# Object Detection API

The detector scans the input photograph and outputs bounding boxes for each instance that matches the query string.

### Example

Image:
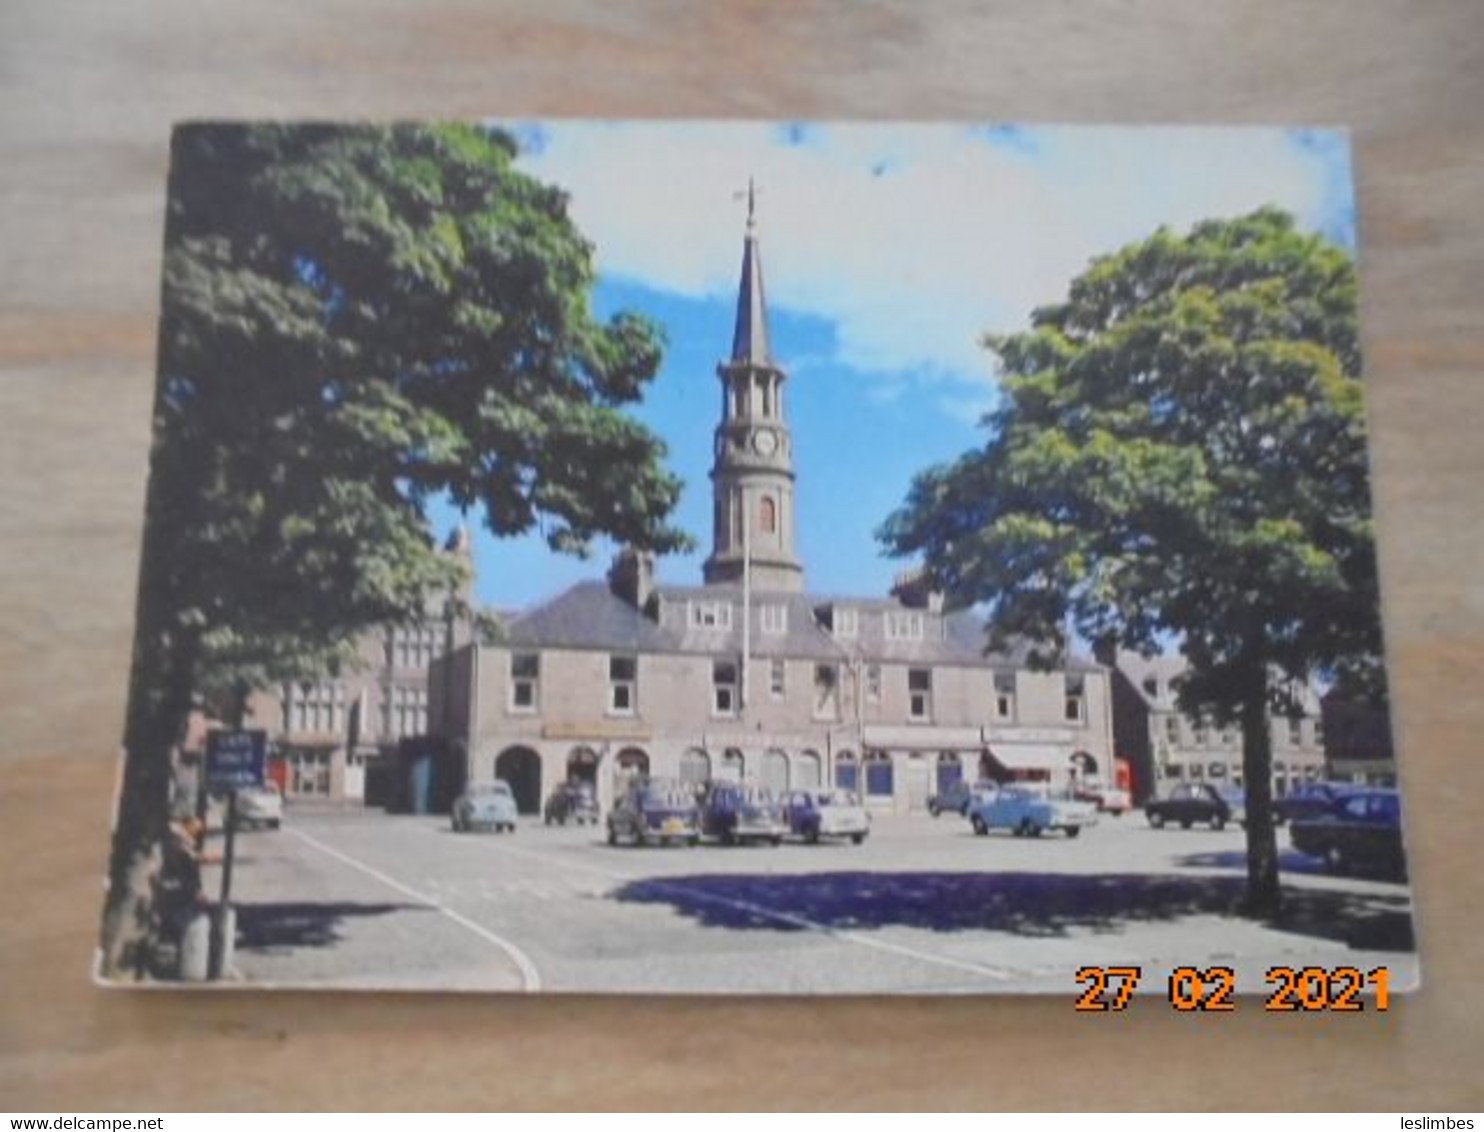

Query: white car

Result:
[452,780,519,833]
[233,783,283,830]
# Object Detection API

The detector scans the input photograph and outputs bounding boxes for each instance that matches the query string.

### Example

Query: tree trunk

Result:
[1238,658,1282,918]
[98,483,200,979]
[99,649,194,979]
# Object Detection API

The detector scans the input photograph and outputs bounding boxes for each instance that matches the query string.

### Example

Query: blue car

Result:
[607,779,699,847]
[698,783,787,846]
[1289,788,1407,879]
[968,784,1098,839]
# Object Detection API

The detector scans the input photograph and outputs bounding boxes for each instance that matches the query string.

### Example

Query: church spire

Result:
[704,181,804,593]
[730,177,771,366]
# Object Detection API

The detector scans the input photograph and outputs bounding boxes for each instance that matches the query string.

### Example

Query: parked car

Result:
[233,783,283,830]
[1072,781,1131,816]
[1274,781,1361,826]
[968,784,1097,838]
[779,789,870,844]
[452,780,519,833]
[698,783,787,845]
[927,779,998,818]
[607,778,699,847]
[1144,782,1233,830]
[544,780,599,826]
[1289,788,1407,879]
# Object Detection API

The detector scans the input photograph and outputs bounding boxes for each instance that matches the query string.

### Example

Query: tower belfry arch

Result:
[703,181,805,592]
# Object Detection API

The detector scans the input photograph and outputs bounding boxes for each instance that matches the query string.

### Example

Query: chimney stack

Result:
[891,567,943,612]
[608,548,655,611]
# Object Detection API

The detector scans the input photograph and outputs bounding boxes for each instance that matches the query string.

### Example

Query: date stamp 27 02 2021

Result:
[1074,965,1394,1013]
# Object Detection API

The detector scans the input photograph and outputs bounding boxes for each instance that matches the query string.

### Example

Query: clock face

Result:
[753,429,777,456]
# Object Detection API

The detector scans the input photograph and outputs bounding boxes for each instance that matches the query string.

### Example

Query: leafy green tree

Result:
[880,207,1379,916]
[102,123,689,976]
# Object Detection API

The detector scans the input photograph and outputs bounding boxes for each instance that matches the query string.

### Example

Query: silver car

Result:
[452,780,519,833]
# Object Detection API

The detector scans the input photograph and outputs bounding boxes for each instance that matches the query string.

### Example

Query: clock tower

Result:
[702,183,805,592]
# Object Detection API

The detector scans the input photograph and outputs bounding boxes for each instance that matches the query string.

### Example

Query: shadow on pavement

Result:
[236,901,429,951]
[611,871,1415,951]
[1174,848,1409,885]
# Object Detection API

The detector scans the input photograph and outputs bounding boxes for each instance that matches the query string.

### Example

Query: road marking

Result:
[288,828,543,992]
[436,828,1011,984]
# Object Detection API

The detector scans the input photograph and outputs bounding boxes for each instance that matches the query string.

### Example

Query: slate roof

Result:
[501,579,1101,672]
[503,581,674,653]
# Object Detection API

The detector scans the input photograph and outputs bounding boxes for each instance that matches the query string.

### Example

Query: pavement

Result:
[200,807,1420,997]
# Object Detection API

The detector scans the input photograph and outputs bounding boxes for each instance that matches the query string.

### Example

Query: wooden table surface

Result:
[3,0,1482,1112]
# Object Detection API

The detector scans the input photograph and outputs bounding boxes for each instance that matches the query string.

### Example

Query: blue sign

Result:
[205,729,267,791]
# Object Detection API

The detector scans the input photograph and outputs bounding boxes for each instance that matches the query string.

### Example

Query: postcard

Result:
[98,121,1416,1001]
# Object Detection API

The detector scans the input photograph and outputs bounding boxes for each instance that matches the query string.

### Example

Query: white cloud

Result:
[510,121,1344,393]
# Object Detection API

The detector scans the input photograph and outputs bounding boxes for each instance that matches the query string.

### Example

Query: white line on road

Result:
[440,829,1012,985]
[288,828,543,992]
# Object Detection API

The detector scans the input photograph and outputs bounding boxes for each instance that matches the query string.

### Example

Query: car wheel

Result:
[268,818,281,830]
[1147,812,1165,829]
[971,815,988,836]
[688,835,700,847]
[1180,819,1193,830]
[806,828,820,845]
[1018,818,1036,838]
[1064,825,1081,839]
[851,833,866,845]
[607,825,618,846]
[721,829,735,847]
[770,836,783,847]
[507,823,516,834]
[1028,823,1044,838]
[1211,816,1226,831]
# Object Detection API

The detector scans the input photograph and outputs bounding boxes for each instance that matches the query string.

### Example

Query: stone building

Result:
[1320,690,1397,785]
[428,198,1115,816]
[1107,649,1327,802]
[241,529,476,801]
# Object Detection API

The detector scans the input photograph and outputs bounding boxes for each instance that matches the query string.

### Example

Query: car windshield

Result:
[472,783,511,797]
[822,790,858,806]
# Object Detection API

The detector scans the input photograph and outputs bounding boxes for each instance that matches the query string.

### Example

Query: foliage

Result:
[153,122,688,701]
[880,207,1380,914]
[103,123,689,975]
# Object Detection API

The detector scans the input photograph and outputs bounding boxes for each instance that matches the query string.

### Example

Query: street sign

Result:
[205,729,267,791]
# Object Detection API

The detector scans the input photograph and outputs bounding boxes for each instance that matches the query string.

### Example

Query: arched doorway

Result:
[613,746,649,796]
[679,748,711,786]
[834,749,857,793]
[761,748,790,793]
[719,748,745,783]
[495,746,541,815]
[1069,750,1099,784]
[567,746,599,787]
[796,749,822,790]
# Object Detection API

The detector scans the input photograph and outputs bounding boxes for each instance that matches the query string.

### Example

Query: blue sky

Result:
[434,122,1357,611]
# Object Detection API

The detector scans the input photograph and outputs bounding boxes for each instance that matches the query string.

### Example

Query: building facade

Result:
[1107,649,1327,803]
[242,530,475,801]
[430,200,1117,816]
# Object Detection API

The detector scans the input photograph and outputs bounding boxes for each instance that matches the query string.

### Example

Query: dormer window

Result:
[690,600,733,630]
[885,611,924,640]
[832,607,858,638]
[760,603,787,634]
